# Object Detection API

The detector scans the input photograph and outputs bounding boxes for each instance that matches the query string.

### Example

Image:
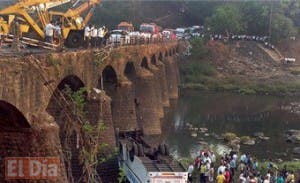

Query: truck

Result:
[118,132,188,183]
[139,23,162,40]
[117,21,134,32]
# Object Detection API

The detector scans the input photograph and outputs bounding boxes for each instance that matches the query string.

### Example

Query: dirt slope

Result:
[206,41,298,83]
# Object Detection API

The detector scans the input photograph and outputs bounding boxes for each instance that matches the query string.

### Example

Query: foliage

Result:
[180,38,216,86]
[189,37,210,59]
[80,121,108,183]
[205,5,244,35]
[118,168,127,183]
[63,86,109,183]
[270,13,297,43]
[64,85,87,119]
[239,1,270,36]
[259,161,300,175]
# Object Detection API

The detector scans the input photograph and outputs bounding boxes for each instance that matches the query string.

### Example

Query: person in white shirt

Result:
[90,25,98,48]
[54,22,62,45]
[84,24,91,48]
[45,21,56,43]
[217,164,226,175]
[187,163,194,183]
[97,27,104,47]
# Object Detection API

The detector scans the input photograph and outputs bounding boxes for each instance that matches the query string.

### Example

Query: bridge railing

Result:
[106,36,177,48]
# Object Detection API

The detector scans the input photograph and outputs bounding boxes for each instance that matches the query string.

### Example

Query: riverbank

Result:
[178,155,300,182]
[179,39,300,96]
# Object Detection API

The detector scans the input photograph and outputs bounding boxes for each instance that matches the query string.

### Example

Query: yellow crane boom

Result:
[0,0,101,48]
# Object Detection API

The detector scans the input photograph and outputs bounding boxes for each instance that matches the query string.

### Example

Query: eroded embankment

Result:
[180,39,300,96]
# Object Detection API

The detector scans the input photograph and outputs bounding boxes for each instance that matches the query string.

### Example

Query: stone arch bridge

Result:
[0,42,181,182]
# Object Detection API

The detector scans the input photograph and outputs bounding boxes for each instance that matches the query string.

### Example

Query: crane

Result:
[0,0,101,48]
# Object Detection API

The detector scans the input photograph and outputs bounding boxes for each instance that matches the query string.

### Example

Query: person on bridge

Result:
[97,26,104,47]
[91,25,98,48]
[45,20,57,44]
[84,24,92,48]
[102,26,109,46]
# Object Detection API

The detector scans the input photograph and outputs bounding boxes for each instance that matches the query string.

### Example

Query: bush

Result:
[223,132,237,142]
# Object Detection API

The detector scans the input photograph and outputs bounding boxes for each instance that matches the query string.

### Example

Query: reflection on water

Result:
[162,91,300,161]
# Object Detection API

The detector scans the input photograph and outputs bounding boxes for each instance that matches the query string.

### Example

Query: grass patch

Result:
[259,161,300,175]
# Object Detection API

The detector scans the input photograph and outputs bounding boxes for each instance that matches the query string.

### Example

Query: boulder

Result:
[259,136,270,140]
[253,132,264,137]
[241,136,255,145]
[243,139,255,145]
[286,129,300,143]
[199,128,208,133]
[293,147,300,155]
[223,132,237,142]
[191,132,197,137]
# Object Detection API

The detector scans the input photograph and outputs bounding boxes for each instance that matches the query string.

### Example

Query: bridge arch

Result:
[124,62,136,81]
[0,100,30,130]
[99,65,118,92]
[141,57,150,70]
[124,61,138,114]
[46,74,86,182]
[151,54,157,66]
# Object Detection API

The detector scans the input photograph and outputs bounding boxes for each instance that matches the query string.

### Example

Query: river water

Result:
[163,91,300,161]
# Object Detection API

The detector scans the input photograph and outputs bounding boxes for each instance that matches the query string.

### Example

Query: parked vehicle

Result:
[109,30,130,45]
[117,21,134,32]
[162,29,176,40]
[128,31,141,44]
[175,28,187,39]
[118,133,188,183]
[140,23,162,39]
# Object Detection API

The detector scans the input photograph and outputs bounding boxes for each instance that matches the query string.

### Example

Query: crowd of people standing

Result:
[187,150,297,183]
[44,21,109,48]
[84,24,109,48]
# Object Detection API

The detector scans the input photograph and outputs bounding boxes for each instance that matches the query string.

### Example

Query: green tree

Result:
[239,1,269,35]
[270,13,297,42]
[205,5,244,36]
[189,37,209,59]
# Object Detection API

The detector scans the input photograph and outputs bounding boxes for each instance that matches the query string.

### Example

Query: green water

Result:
[163,91,300,161]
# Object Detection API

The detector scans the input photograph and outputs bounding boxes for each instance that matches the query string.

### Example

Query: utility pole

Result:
[268,0,274,42]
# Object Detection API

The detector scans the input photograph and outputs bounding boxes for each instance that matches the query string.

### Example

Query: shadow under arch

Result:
[124,61,138,106]
[46,74,86,182]
[99,65,118,93]
[151,54,157,65]
[141,57,150,70]
[124,62,136,81]
[0,100,30,131]
[158,52,163,61]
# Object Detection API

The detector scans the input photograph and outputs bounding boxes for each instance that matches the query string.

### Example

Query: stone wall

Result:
[0,42,181,182]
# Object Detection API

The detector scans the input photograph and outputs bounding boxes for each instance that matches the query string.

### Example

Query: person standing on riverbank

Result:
[187,162,194,183]
[216,171,226,183]
[286,171,295,183]
[208,163,214,182]
[200,163,207,183]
